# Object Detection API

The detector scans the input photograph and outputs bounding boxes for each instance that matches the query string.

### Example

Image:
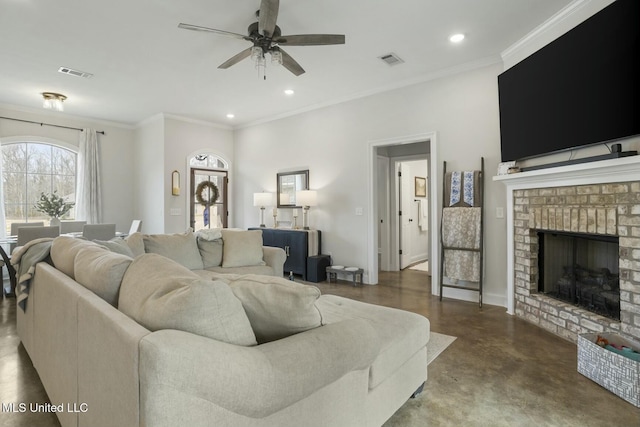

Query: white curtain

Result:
[0,142,6,239]
[76,128,102,224]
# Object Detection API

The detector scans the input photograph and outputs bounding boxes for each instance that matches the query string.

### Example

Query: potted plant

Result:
[33,191,75,227]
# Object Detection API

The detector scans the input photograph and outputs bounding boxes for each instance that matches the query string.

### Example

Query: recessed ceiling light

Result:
[284,89,295,96]
[449,33,465,43]
[226,113,235,119]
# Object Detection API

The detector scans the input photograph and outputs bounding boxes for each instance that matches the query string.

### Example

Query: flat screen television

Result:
[498,0,640,162]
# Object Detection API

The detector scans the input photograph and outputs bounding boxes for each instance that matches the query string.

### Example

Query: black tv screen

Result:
[498,0,640,162]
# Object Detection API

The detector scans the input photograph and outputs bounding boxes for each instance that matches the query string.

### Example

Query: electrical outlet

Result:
[355,207,363,216]
[170,208,181,216]
[496,207,504,219]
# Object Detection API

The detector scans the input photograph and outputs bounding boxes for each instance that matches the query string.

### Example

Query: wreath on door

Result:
[195,181,219,206]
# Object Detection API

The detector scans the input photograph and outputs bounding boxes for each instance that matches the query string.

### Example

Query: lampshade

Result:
[296,190,317,207]
[253,192,272,207]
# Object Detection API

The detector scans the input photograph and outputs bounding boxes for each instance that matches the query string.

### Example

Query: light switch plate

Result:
[170,208,181,216]
[496,207,504,219]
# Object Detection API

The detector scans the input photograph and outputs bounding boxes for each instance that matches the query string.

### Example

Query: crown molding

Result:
[0,102,135,130]
[501,0,612,69]
[162,113,233,131]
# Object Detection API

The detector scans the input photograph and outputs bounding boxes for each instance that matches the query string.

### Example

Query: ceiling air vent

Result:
[58,66,93,79]
[378,53,404,67]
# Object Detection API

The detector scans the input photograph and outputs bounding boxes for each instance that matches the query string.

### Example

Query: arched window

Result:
[1,141,77,233]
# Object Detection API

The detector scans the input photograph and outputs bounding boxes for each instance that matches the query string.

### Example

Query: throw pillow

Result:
[221,229,265,268]
[143,228,204,270]
[197,237,223,268]
[74,246,132,306]
[196,228,223,241]
[118,254,257,346]
[125,232,145,257]
[227,274,323,343]
[93,237,135,258]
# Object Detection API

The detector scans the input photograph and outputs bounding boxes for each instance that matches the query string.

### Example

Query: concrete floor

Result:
[1,269,639,426]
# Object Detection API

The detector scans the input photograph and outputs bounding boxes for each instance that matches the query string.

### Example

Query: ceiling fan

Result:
[178,0,345,76]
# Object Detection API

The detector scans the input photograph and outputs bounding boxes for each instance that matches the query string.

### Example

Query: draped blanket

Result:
[442,207,481,282]
[10,238,54,310]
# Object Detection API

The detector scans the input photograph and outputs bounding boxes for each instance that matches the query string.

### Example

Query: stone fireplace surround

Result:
[495,156,640,343]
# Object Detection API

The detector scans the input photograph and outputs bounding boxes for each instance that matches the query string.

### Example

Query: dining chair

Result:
[82,224,116,241]
[16,226,61,247]
[60,220,87,234]
[10,221,45,236]
[8,222,46,259]
[128,219,142,235]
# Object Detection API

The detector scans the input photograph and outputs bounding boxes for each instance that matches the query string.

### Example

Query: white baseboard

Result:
[441,287,507,308]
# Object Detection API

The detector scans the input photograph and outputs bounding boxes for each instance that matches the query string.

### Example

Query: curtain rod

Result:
[0,116,105,135]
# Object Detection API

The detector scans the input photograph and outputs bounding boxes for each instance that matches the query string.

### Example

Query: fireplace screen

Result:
[538,231,620,321]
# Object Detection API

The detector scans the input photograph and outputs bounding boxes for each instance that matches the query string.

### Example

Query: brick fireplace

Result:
[496,157,640,343]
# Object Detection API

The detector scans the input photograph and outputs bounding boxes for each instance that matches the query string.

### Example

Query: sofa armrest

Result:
[262,245,286,276]
[139,319,379,419]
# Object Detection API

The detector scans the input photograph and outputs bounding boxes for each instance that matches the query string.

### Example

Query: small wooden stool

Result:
[326,266,364,286]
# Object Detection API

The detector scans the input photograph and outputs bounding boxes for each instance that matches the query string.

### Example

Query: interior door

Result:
[399,163,412,269]
[190,168,228,229]
[377,156,390,271]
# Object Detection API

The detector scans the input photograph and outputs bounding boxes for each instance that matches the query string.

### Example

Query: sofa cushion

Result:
[197,237,223,269]
[93,237,135,258]
[204,273,323,343]
[316,294,430,389]
[50,236,101,279]
[125,232,145,257]
[143,229,204,270]
[118,254,257,346]
[74,246,133,306]
[221,229,265,268]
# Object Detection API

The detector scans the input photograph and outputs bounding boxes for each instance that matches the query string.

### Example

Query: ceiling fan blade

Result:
[258,0,279,37]
[218,47,253,69]
[178,23,249,41]
[274,34,345,46]
[278,48,305,76]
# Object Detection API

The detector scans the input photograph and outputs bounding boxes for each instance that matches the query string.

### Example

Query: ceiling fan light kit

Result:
[178,0,344,78]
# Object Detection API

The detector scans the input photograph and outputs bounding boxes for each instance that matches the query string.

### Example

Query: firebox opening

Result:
[538,231,620,321]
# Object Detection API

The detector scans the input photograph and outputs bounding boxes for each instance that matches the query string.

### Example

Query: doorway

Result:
[367,132,438,291]
[190,168,228,229]
[376,146,430,271]
[396,158,430,270]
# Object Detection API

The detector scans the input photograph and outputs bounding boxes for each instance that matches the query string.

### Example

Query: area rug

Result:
[409,261,429,271]
[427,331,456,365]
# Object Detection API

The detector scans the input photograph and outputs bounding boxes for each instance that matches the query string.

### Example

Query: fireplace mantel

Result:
[494,156,640,317]
[494,155,640,189]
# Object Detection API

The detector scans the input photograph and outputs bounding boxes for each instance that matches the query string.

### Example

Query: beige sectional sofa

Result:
[16,230,430,427]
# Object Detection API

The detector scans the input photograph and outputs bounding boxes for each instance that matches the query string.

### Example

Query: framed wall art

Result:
[415,176,427,197]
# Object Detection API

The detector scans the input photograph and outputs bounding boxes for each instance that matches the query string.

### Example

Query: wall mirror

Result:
[277,170,309,207]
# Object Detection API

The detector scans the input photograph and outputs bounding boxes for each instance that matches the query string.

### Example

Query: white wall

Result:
[234,62,507,306]
[133,115,165,233]
[0,106,136,232]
